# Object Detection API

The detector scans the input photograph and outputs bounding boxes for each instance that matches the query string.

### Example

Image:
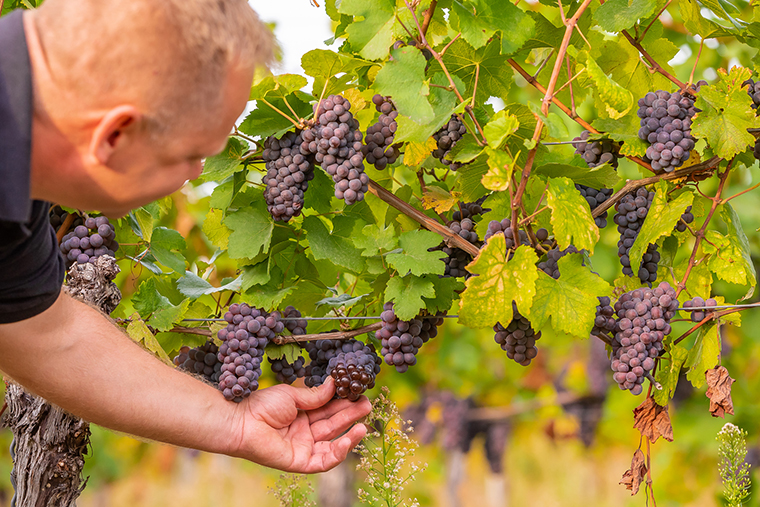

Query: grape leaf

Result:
[241,261,270,291]
[458,241,539,328]
[483,110,520,148]
[244,283,295,310]
[149,298,190,333]
[386,230,446,276]
[546,177,600,253]
[481,148,517,192]
[653,342,689,406]
[529,255,613,338]
[438,39,513,103]
[249,74,308,101]
[385,274,436,320]
[224,202,274,260]
[532,163,621,189]
[449,0,535,54]
[150,227,187,273]
[420,186,462,214]
[594,0,658,33]
[339,0,397,60]
[578,51,634,120]
[126,313,172,365]
[374,47,434,123]
[303,216,366,272]
[177,271,243,299]
[685,323,721,389]
[474,191,511,239]
[424,275,464,315]
[591,112,648,157]
[628,181,694,272]
[264,343,304,363]
[404,138,437,166]
[238,94,312,139]
[353,224,398,257]
[394,73,466,144]
[674,259,713,300]
[200,137,245,183]
[202,209,230,250]
[701,203,757,298]
[315,293,369,308]
[132,278,166,318]
[691,66,760,159]
[129,208,154,242]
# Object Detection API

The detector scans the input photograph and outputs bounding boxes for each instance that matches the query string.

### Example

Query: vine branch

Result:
[272,322,383,345]
[621,30,686,90]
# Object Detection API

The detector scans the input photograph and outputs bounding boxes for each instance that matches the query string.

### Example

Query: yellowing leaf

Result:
[481,148,517,192]
[404,138,437,166]
[126,313,173,366]
[580,51,633,120]
[421,186,462,214]
[546,177,600,253]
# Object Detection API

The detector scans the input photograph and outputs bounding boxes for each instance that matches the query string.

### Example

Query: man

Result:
[0,0,371,473]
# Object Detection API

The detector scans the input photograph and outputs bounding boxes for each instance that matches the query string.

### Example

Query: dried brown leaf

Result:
[705,365,735,418]
[620,449,648,495]
[633,397,674,443]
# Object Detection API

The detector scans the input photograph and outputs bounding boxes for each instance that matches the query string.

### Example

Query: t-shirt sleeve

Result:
[0,201,65,323]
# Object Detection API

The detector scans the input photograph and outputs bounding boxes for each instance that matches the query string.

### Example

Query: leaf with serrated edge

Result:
[481,148,516,192]
[177,271,243,299]
[303,216,366,272]
[459,240,539,328]
[202,209,230,250]
[132,278,166,318]
[374,47,434,123]
[685,323,721,389]
[385,275,435,321]
[579,51,633,120]
[483,110,519,148]
[150,299,190,333]
[386,230,445,276]
[629,181,694,272]
[404,138,437,166]
[224,203,274,260]
[546,177,599,253]
[340,0,397,60]
[421,187,462,214]
[424,275,464,315]
[594,0,657,32]
[353,224,398,257]
[530,255,613,337]
[720,203,756,299]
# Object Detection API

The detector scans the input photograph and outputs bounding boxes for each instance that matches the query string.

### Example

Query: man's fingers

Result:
[310,398,372,442]
[308,423,368,473]
[289,376,336,411]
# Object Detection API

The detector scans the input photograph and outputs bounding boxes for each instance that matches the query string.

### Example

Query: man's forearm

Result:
[0,292,239,455]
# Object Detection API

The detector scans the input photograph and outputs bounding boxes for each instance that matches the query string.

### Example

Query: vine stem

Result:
[420,0,437,36]
[272,322,383,345]
[676,162,732,296]
[56,212,77,245]
[260,98,301,130]
[638,0,672,42]
[621,30,686,90]
[721,180,760,204]
[367,179,480,256]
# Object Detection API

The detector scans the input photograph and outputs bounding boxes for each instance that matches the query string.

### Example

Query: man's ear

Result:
[89,105,142,164]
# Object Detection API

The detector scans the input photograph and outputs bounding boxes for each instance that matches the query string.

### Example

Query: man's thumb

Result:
[292,375,335,410]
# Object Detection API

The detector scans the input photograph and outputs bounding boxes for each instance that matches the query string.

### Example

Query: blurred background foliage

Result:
[3,0,760,506]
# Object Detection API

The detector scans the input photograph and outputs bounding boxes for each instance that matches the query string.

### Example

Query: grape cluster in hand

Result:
[49,206,83,232]
[263,131,315,222]
[538,245,579,279]
[682,296,718,322]
[614,188,660,283]
[362,94,399,170]
[217,303,283,402]
[610,282,678,395]
[174,340,222,383]
[572,130,621,168]
[493,303,541,366]
[268,355,306,384]
[304,338,381,400]
[60,216,119,267]
[592,296,616,337]
[376,302,444,373]
[638,86,705,173]
[577,184,613,228]
[675,206,694,232]
[432,115,467,171]
[301,94,368,205]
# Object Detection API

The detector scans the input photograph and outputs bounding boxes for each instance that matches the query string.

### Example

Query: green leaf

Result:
[126,313,172,365]
[339,0,397,60]
[578,51,634,120]
[202,209,231,250]
[149,299,191,333]
[265,343,303,363]
[241,261,271,291]
[224,202,274,260]
[243,284,295,310]
[692,66,760,160]
[529,255,613,337]
[201,137,245,182]
[315,293,369,308]
[653,343,689,406]
[685,323,721,389]
[481,148,517,192]
[374,47,434,123]
[386,230,446,276]
[458,241,539,328]
[238,94,312,139]
[303,216,365,272]
[130,208,154,242]
[150,227,187,273]
[249,74,308,100]
[132,278,166,318]
[424,275,464,314]
[701,203,757,298]
[353,224,398,257]
[385,275,435,320]
[594,0,658,33]
[475,191,512,239]
[393,73,465,144]
[449,0,535,54]
[628,182,694,272]
[532,162,621,189]
[483,110,520,148]
[177,271,243,299]
[439,39,513,103]
[546,177,600,253]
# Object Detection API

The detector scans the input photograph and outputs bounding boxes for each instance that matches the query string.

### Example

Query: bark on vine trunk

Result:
[1,256,121,507]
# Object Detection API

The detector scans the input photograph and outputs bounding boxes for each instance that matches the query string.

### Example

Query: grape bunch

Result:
[216,303,283,402]
[301,94,368,205]
[682,296,718,322]
[59,216,119,267]
[577,184,613,228]
[282,305,308,336]
[268,355,307,384]
[610,282,679,395]
[432,115,468,171]
[614,188,660,283]
[637,86,705,173]
[493,303,541,366]
[452,200,488,221]
[484,218,551,252]
[675,206,694,232]
[49,205,83,232]
[592,296,616,337]
[431,201,490,278]
[303,338,381,400]
[362,95,399,170]
[572,130,621,168]
[376,302,444,373]
[303,338,339,388]
[537,245,579,279]
[173,340,222,383]
[262,131,315,222]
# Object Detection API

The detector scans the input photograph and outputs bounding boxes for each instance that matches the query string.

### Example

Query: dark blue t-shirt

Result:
[0,10,66,324]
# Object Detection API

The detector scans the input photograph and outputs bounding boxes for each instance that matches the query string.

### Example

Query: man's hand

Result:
[231,376,372,473]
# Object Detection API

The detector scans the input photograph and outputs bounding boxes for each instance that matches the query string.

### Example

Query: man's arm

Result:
[0,292,370,472]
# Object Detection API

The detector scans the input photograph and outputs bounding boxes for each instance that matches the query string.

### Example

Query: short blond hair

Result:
[34,0,274,134]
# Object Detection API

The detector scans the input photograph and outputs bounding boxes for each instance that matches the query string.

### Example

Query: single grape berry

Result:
[375,302,444,373]
[432,115,468,171]
[362,94,400,170]
[262,130,315,222]
[493,303,541,366]
[682,296,718,323]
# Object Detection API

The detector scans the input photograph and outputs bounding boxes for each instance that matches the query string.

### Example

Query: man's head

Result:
[27,0,274,216]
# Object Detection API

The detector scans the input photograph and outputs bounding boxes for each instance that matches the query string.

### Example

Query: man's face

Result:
[87,63,253,218]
